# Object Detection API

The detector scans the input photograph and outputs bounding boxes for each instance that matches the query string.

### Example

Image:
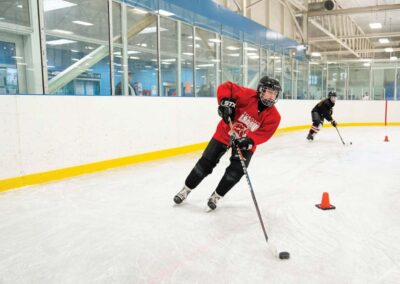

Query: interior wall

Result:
[214,0,296,40]
[1,95,399,180]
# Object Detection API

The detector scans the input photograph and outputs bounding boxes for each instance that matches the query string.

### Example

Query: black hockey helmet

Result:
[257,76,281,107]
[328,91,337,103]
[328,91,337,98]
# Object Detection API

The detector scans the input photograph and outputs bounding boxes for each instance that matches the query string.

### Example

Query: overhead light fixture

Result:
[296,45,306,51]
[363,62,370,67]
[390,56,398,61]
[162,58,176,62]
[379,38,389,44]
[384,47,394,52]
[188,36,201,40]
[208,39,222,43]
[157,9,175,17]
[130,7,148,14]
[73,20,93,26]
[183,52,193,56]
[311,52,321,57]
[127,50,140,54]
[46,39,76,45]
[197,64,214,67]
[227,53,240,57]
[139,27,167,34]
[43,0,76,12]
[244,47,257,51]
[226,46,240,51]
[52,29,73,35]
[129,56,140,60]
[17,4,23,8]
[71,49,79,53]
[369,22,382,29]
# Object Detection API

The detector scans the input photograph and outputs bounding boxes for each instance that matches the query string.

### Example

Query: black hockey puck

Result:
[279,251,290,259]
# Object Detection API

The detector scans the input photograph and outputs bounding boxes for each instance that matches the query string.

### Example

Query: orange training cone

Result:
[316,192,336,210]
[384,135,389,142]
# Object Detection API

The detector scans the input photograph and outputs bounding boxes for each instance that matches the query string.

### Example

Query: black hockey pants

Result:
[185,138,253,196]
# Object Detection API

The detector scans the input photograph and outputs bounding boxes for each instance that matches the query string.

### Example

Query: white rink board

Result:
[1,95,399,179]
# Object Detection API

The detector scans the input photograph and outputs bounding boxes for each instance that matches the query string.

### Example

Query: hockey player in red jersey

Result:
[173,76,282,210]
[306,91,338,141]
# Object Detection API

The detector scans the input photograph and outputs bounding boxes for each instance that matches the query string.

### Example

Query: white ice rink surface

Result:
[1,127,400,284]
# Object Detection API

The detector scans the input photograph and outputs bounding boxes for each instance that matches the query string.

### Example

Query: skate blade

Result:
[205,206,215,213]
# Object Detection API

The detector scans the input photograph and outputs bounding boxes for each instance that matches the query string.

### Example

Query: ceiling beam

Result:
[309,18,360,58]
[320,47,400,55]
[308,4,400,17]
[309,32,400,42]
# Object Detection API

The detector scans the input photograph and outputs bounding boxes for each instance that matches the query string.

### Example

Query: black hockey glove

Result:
[232,137,254,151]
[331,120,337,127]
[218,98,236,124]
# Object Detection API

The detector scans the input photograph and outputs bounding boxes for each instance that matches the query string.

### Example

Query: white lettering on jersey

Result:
[238,112,260,132]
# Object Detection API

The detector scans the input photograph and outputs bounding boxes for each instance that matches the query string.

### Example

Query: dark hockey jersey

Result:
[312,98,335,121]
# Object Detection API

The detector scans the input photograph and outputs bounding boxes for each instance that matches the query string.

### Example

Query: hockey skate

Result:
[306,133,314,141]
[173,185,192,204]
[207,191,222,210]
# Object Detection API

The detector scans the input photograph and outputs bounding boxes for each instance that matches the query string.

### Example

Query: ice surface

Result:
[0,127,399,283]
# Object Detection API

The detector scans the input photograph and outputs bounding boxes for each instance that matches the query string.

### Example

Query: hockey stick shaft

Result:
[334,126,346,145]
[228,120,269,244]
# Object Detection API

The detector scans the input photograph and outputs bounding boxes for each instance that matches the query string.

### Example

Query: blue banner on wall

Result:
[123,0,304,59]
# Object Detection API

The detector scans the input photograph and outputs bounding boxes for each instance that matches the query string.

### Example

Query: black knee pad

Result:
[224,163,244,184]
[193,156,216,178]
[311,112,322,126]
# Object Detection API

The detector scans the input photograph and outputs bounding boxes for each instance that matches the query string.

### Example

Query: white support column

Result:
[177,21,181,97]
[121,3,128,96]
[108,0,115,96]
[157,15,162,96]
[265,0,271,28]
[36,0,48,94]
[193,26,197,97]
[394,67,398,101]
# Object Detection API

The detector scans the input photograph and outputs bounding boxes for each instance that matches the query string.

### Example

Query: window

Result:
[222,36,242,85]
[160,17,178,96]
[45,0,111,95]
[0,0,42,94]
[126,6,158,96]
[181,23,194,97]
[245,43,259,89]
[195,28,220,97]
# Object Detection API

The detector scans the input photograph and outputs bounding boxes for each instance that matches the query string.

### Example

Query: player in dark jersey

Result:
[307,91,338,141]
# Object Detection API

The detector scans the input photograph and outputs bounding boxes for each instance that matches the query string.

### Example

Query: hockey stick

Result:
[228,119,289,260]
[334,125,352,146]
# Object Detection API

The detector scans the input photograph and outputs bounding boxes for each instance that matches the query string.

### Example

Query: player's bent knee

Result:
[195,157,216,177]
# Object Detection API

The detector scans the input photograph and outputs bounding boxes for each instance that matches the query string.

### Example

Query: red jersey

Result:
[212,81,281,152]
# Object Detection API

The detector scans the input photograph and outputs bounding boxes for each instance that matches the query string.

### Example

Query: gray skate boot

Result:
[207,191,222,210]
[174,185,192,204]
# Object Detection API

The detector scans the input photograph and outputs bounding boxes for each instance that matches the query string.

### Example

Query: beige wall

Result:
[213,0,297,40]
